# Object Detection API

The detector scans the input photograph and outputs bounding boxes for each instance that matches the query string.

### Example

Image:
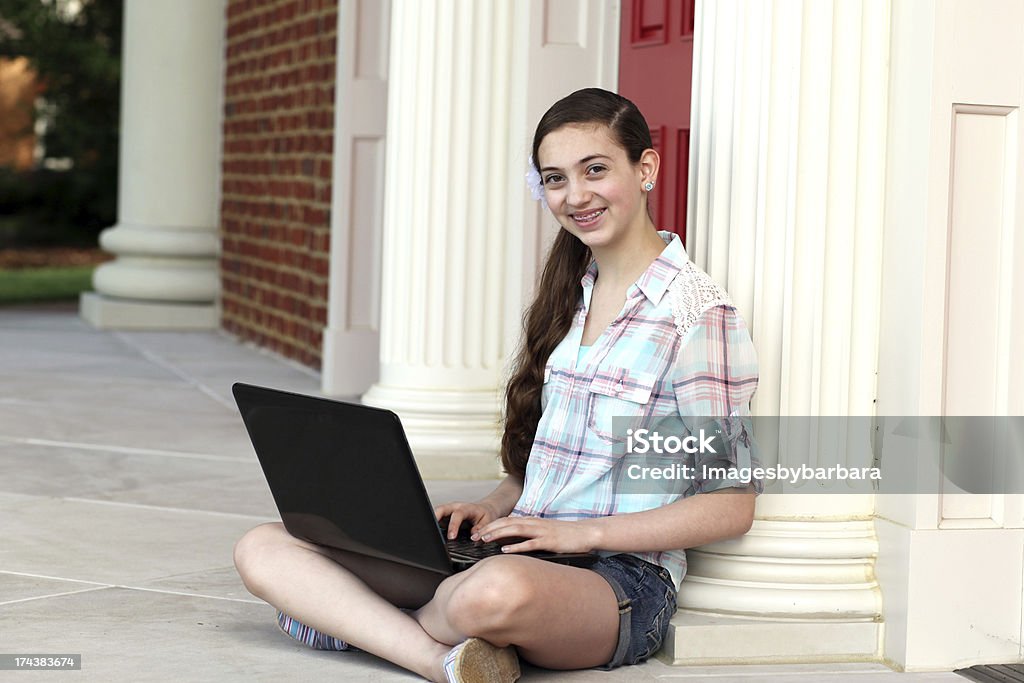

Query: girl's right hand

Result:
[434,501,501,539]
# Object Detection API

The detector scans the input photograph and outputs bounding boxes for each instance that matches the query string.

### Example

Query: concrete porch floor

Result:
[0,302,964,682]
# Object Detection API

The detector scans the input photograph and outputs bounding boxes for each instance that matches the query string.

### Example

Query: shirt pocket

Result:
[586,367,659,443]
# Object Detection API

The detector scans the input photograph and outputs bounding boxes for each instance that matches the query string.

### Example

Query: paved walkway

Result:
[0,303,964,682]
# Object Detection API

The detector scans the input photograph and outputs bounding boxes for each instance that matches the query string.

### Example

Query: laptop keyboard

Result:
[445,536,507,560]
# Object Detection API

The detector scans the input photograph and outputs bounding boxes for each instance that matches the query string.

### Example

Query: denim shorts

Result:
[589,553,678,669]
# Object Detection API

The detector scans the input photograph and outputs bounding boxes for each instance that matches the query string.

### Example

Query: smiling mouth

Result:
[570,208,606,226]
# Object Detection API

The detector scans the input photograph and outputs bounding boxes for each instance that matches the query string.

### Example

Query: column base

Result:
[80,291,219,330]
[661,611,880,665]
[362,382,504,480]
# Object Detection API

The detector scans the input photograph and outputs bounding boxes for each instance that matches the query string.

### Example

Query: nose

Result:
[566,179,592,208]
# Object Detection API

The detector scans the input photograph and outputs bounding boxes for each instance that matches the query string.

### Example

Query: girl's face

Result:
[537,123,654,250]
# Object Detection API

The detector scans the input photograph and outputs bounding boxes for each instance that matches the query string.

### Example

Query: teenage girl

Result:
[234,87,760,682]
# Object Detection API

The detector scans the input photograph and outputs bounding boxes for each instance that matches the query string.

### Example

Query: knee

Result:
[233,522,287,597]
[445,557,537,638]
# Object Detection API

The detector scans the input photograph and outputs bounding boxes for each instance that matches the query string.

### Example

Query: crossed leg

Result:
[420,553,620,669]
[234,522,620,681]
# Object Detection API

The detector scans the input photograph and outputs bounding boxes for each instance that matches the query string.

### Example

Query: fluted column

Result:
[361,0,529,478]
[80,0,224,329]
[665,0,890,663]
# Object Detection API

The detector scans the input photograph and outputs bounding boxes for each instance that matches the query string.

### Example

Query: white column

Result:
[346,0,618,477]
[80,0,224,330]
[361,0,532,478]
[665,0,890,663]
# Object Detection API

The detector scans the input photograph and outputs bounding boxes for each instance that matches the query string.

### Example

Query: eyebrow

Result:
[539,154,612,173]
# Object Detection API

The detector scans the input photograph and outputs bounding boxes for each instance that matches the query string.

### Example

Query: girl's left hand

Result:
[471,516,600,554]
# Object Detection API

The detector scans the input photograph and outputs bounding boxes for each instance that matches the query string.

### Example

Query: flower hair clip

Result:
[525,156,548,209]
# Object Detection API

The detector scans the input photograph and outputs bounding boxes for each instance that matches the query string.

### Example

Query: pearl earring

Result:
[643,181,654,192]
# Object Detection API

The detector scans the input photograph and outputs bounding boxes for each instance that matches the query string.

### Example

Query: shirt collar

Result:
[580,231,687,309]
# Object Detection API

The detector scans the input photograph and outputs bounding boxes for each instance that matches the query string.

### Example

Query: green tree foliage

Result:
[0,0,121,246]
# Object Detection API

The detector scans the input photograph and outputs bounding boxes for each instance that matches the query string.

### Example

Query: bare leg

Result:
[234,523,453,682]
[414,555,621,669]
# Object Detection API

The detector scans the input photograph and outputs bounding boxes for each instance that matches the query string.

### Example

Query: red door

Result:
[618,0,695,244]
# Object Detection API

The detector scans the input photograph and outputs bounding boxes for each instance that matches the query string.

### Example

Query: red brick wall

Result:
[220,0,337,369]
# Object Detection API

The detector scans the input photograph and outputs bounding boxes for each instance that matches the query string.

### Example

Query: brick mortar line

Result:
[222,106,335,115]
[221,266,329,288]
[223,111,333,115]
[221,128,335,134]
[224,91,335,99]
[221,314,325,354]
[226,9,338,26]
[222,295,328,318]
[221,218,330,224]
[220,177,332,184]
[222,306,324,330]
[222,278,328,298]
[225,47,337,61]
[220,205,332,214]
[220,228,331,240]
[223,64,337,81]
[222,307,327,335]
[221,122,334,129]
[220,183,333,192]
[227,29,337,49]
[226,6,338,23]
[220,188,332,197]
[222,272,330,294]
[220,219,331,229]
[221,227,329,235]
[220,211,332,222]
[220,154,334,161]
[221,282,328,302]
[227,15,338,28]
[222,265,329,282]
[221,139,335,147]
[222,305,327,335]
[220,173,333,183]
[220,214,331,224]
[220,244,329,256]
[225,43,337,60]
[221,166,332,174]
[221,114,336,124]
[221,147,335,156]
[221,301,328,333]
[220,164,334,172]
[222,242,329,259]
[222,137,334,144]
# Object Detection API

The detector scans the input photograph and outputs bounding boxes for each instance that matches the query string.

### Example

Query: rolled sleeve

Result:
[672,305,763,495]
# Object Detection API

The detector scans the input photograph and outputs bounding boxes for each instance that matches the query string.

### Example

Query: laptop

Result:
[232,382,597,576]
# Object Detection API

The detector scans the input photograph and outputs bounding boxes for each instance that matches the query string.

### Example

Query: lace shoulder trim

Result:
[668,261,733,339]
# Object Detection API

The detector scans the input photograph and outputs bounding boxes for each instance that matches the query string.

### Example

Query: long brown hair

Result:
[500,88,654,478]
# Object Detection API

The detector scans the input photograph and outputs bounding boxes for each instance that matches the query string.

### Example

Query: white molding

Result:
[875,0,1024,669]
[322,0,390,396]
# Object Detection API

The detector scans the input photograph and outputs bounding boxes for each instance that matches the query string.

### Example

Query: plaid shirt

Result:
[511,232,760,590]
